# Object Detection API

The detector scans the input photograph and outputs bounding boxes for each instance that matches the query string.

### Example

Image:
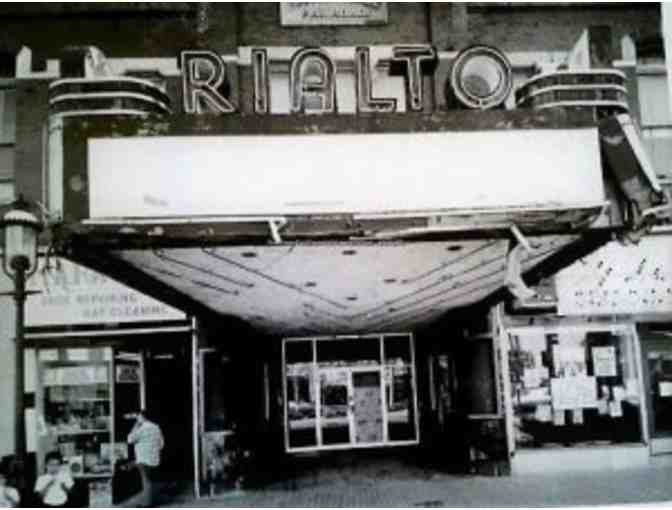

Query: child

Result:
[34,452,74,508]
[0,469,20,508]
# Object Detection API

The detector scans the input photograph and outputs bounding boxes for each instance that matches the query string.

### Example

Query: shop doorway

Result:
[640,330,672,455]
[284,334,419,452]
[143,343,194,486]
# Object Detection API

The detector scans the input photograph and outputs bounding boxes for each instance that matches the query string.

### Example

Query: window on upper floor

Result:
[637,69,672,180]
[0,178,14,204]
[0,86,15,204]
[0,86,15,145]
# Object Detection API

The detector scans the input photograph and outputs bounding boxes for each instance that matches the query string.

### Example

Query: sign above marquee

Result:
[280,3,388,26]
[25,258,185,327]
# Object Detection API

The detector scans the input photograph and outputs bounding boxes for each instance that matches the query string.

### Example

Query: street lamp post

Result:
[1,195,43,491]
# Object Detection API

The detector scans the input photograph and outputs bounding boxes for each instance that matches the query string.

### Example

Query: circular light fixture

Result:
[241,251,258,258]
[342,249,357,256]
[449,45,512,110]
[305,281,317,288]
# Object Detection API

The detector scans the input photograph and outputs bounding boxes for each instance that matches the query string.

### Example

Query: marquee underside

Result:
[102,234,579,335]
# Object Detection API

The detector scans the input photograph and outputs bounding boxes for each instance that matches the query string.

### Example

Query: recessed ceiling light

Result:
[241,251,258,258]
[383,278,397,284]
[342,249,357,256]
[446,245,463,252]
[305,281,317,288]
[346,296,358,301]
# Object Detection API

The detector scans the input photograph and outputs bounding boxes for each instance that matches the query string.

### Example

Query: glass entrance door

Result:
[319,368,385,446]
[352,370,384,444]
[319,368,351,445]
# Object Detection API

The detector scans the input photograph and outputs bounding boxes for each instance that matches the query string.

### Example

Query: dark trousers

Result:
[119,463,156,508]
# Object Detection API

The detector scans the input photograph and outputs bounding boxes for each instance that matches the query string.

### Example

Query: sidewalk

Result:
[164,463,672,508]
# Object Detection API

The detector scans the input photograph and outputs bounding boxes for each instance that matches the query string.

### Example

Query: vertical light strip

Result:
[380,335,389,443]
[631,322,650,448]
[495,305,516,458]
[190,316,201,500]
[410,333,420,442]
[314,338,323,447]
[109,349,116,483]
[663,3,672,120]
[281,339,289,452]
[428,352,436,412]
[263,362,270,422]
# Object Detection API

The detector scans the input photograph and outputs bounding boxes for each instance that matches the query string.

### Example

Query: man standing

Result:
[121,410,164,507]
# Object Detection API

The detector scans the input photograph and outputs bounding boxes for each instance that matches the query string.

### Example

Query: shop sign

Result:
[280,3,388,26]
[26,258,185,327]
[116,364,141,384]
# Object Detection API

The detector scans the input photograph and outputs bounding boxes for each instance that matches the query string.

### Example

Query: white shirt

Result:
[34,470,74,506]
[128,420,164,467]
[0,486,20,508]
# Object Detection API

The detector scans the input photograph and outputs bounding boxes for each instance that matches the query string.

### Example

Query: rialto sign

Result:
[179,44,514,115]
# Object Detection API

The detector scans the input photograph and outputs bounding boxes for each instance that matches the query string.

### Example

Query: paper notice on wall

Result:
[518,330,547,352]
[535,404,552,423]
[659,382,672,397]
[609,400,624,418]
[597,398,609,415]
[592,346,617,377]
[523,368,541,388]
[551,376,598,410]
[553,346,587,377]
[553,409,566,426]
[572,408,584,425]
[519,387,552,405]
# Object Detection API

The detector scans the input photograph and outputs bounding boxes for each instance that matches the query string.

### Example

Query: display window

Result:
[283,334,419,452]
[507,325,644,449]
[35,346,144,507]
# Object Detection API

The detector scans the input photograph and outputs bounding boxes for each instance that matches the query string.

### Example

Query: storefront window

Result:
[37,347,115,493]
[509,326,642,449]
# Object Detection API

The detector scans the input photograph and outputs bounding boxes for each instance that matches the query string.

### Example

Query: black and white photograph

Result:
[0,1,671,507]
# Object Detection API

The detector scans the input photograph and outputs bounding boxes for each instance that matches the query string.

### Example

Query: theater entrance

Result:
[283,334,419,452]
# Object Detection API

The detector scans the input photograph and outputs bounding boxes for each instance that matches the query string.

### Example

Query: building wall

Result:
[436,4,660,52]
[0,273,16,458]
[1,6,197,58]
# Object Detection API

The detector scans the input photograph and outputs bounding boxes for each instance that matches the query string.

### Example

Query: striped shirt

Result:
[128,420,164,467]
